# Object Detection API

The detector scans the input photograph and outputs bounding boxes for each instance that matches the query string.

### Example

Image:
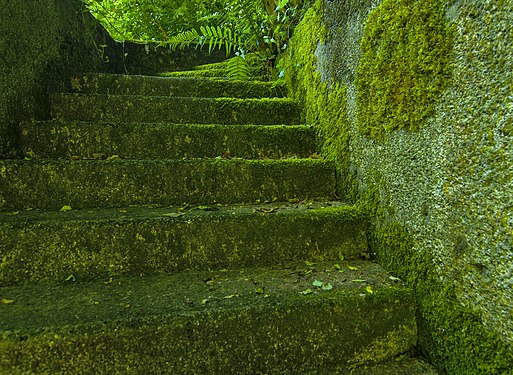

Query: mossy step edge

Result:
[20,121,316,160]
[50,94,300,125]
[0,158,336,211]
[71,73,285,98]
[0,201,367,285]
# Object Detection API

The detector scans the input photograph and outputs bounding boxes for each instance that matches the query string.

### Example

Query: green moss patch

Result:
[0,202,367,285]
[50,94,301,125]
[355,0,453,139]
[161,68,229,78]
[20,121,316,160]
[0,261,415,373]
[71,74,285,98]
[0,159,336,211]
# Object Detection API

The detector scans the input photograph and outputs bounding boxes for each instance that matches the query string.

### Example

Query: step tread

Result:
[0,200,354,223]
[0,260,406,333]
[71,73,284,98]
[20,121,316,160]
[0,261,416,373]
[50,93,301,125]
[0,201,368,285]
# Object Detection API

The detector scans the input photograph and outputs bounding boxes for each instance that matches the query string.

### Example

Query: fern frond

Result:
[199,25,242,55]
[164,29,200,50]
[226,56,252,81]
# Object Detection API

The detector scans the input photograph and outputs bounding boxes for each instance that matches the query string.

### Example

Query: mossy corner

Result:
[280,0,352,197]
[357,182,513,375]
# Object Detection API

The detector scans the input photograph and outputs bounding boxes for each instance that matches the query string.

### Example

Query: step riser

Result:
[72,74,284,98]
[0,160,335,211]
[0,209,367,285]
[1,289,415,374]
[20,122,316,160]
[51,94,301,125]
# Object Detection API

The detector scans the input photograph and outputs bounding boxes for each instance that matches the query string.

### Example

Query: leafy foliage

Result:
[82,0,225,42]
[83,0,312,79]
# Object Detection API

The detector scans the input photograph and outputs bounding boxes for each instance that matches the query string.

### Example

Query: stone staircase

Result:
[0,67,436,374]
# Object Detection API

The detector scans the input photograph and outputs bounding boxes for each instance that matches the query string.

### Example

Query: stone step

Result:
[0,261,416,374]
[50,94,300,124]
[0,159,336,211]
[0,201,366,286]
[71,74,284,98]
[20,121,316,160]
[161,68,229,78]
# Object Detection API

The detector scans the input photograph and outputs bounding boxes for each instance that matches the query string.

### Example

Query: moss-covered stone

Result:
[20,121,316,160]
[161,68,231,78]
[289,0,513,372]
[0,261,415,373]
[0,159,337,211]
[50,94,301,125]
[0,0,115,158]
[283,0,353,197]
[355,0,454,140]
[0,202,367,285]
[71,74,285,98]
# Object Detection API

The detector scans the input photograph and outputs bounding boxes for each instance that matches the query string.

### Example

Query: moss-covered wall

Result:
[0,0,117,158]
[286,0,513,373]
[0,0,227,158]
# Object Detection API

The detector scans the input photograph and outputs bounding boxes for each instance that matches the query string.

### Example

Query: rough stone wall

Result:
[0,0,116,158]
[289,0,513,372]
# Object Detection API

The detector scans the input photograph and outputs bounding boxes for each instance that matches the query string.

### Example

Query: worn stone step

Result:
[0,261,416,374]
[20,121,316,160]
[0,159,336,211]
[0,201,367,286]
[51,94,300,124]
[71,74,284,98]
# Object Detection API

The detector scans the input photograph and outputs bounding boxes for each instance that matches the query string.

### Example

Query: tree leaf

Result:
[300,288,313,295]
[322,283,333,291]
[0,298,14,304]
[312,280,323,287]
[60,205,72,212]
[366,286,374,294]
